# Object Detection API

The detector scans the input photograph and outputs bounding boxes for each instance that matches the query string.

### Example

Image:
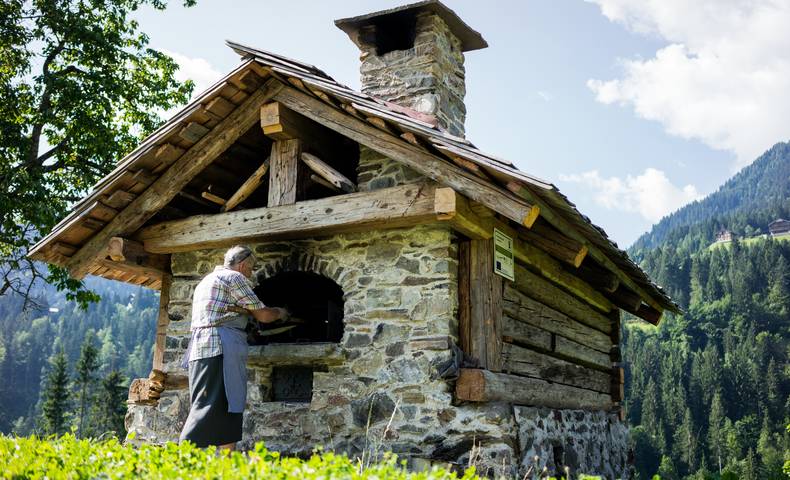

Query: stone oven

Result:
[29,2,680,477]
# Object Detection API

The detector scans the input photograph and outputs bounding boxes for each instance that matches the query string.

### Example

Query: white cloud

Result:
[586,0,790,167]
[161,49,223,100]
[536,90,554,102]
[559,168,702,222]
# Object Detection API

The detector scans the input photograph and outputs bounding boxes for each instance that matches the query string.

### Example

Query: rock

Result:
[351,392,396,427]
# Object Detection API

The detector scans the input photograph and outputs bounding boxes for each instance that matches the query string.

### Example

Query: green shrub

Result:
[0,434,479,479]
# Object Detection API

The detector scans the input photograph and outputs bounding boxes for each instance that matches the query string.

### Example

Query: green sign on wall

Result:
[493,228,514,281]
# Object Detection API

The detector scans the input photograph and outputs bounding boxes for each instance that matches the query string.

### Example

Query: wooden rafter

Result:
[64,79,283,279]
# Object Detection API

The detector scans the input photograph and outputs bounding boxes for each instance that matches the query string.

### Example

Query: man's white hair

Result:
[224,245,254,268]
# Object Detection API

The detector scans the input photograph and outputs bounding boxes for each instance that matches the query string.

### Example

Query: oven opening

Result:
[250,271,344,344]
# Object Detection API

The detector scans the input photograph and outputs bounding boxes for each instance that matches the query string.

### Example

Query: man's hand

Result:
[250,306,289,324]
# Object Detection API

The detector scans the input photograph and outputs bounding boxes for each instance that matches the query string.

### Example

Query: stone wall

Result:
[514,407,630,479]
[356,146,424,192]
[359,11,467,137]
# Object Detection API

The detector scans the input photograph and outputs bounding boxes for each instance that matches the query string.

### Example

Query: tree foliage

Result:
[0,0,195,307]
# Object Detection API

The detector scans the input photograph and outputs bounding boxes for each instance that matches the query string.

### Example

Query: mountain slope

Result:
[631,141,790,253]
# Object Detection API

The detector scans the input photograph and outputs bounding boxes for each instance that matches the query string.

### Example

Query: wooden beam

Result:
[520,219,588,268]
[139,184,450,253]
[107,237,167,270]
[152,274,172,371]
[201,191,227,206]
[221,157,271,212]
[455,368,612,410]
[501,342,612,393]
[577,260,620,293]
[433,188,495,240]
[609,285,642,311]
[272,85,540,228]
[267,139,304,206]
[301,152,356,193]
[309,174,341,192]
[65,80,283,279]
[467,238,503,371]
[458,241,472,355]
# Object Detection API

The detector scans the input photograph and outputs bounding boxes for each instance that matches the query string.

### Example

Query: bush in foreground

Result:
[0,434,479,479]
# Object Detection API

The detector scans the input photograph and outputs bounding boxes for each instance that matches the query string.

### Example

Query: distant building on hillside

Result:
[769,219,790,237]
[715,229,734,243]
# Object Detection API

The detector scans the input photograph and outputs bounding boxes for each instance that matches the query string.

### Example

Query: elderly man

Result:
[179,245,288,450]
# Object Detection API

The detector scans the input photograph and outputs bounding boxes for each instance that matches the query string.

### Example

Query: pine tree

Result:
[40,349,70,435]
[74,334,100,437]
[640,378,665,451]
[707,392,726,474]
[673,407,699,475]
[742,448,758,480]
[92,370,127,438]
[657,455,680,480]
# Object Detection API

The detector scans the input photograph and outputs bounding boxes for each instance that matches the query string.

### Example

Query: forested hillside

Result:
[631,141,790,254]
[624,142,790,479]
[0,277,158,435]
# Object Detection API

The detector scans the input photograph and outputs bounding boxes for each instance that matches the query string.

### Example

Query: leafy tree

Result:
[92,370,127,437]
[0,0,195,307]
[74,333,99,437]
[40,348,70,435]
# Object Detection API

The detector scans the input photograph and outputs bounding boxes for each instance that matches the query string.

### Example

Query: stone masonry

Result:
[359,11,467,137]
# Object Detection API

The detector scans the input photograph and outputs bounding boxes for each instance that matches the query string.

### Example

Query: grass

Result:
[708,233,790,250]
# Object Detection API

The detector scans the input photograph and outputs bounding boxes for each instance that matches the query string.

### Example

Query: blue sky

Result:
[133,0,790,247]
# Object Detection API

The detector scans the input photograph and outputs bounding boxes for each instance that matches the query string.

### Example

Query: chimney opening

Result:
[250,271,344,344]
[371,12,417,56]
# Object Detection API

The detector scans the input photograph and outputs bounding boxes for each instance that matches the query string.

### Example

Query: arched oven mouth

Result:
[249,270,344,345]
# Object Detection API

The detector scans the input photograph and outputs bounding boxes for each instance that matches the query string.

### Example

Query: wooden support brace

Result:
[268,139,304,207]
[300,152,356,193]
[201,191,227,206]
[221,157,271,212]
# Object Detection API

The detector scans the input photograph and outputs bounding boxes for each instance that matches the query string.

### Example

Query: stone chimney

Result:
[335,1,487,137]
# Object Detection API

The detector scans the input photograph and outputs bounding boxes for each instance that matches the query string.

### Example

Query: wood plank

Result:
[455,368,612,410]
[553,334,612,371]
[267,139,303,206]
[502,283,611,353]
[139,184,449,253]
[221,157,271,212]
[458,241,472,355]
[65,80,283,279]
[178,122,210,144]
[152,144,185,174]
[513,263,612,334]
[501,315,552,351]
[301,152,356,193]
[102,190,136,209]
[468,238,503,371]
[500,343,612,393]
[514,237,613,313]
[152,274,172,371]
[94,258,166,283]
[272,85,540,228]
[204,96,235,118]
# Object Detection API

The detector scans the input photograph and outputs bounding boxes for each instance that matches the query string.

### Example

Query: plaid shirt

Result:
[188,266,266,361]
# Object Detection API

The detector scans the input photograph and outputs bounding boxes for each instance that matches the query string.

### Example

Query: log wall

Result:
[458,237,621,411]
